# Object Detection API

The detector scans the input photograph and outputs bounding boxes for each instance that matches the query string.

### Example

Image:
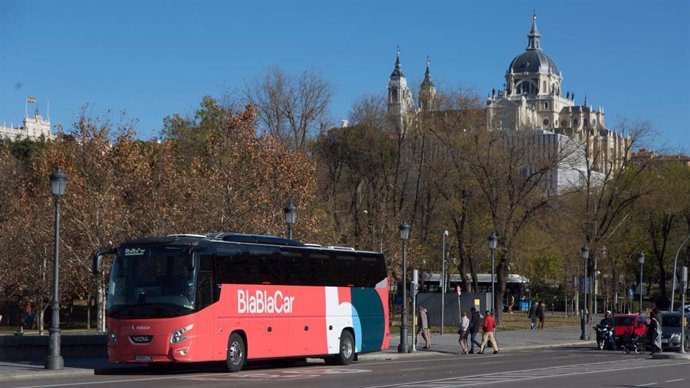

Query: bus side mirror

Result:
[92,248,115,274]
[93,255,102,275]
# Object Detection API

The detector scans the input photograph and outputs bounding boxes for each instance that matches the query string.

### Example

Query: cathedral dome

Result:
[508,50,559,75]
[507,13,559,75]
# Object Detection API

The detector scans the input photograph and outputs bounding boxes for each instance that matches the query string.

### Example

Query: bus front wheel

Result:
[326,330,354,365]
[225,333,246,373]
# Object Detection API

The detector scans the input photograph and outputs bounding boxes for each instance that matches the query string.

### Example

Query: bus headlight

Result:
[170,324,193,344]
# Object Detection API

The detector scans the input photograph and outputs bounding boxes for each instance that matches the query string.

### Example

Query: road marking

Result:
[365,359,690,387]
[635,384,657,387]
[665,379,684,383]
[11,367,372,387]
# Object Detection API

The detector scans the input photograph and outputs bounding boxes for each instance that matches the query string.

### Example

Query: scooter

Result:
[593,323,614,350]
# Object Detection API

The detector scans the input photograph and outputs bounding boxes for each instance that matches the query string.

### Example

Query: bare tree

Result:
[244,66,334,150]
[575,119,653,320]
[348,93,387,130]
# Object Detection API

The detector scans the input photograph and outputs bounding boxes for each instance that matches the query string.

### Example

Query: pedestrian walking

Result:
[467,307,482,353]
[478,310,499,354]
[537,302,545,329]
[416,306,431,349]
[458,311,470,354]
[528,301,538,329]
[649,308,662,354]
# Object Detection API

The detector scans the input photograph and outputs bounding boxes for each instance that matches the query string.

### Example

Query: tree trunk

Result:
[96,272,105,333]
[38,301,46,335]
[86,292,91,330]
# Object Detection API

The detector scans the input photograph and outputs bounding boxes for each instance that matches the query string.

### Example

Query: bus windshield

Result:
[107,245,196,319]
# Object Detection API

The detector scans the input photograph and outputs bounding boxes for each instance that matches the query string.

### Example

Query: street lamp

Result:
[488,233,498,314]
[441,230,449,335]
[637,252,645,314]
[45,168,66,370]
[671,235,690,312]
[398,221,410,353]
[581,244,589,340]
[284,202,297,240]
[594,249,601,315]
[680,266,687,354]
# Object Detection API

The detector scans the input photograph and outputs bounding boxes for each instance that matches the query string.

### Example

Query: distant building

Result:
[631,148,690,168]
[0,100,53,141]
[386,12,630,194]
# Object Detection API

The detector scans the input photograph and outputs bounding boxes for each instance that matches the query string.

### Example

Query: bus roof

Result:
[117,233,382,255]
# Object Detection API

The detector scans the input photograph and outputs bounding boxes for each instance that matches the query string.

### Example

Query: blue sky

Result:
[1,0,688,152]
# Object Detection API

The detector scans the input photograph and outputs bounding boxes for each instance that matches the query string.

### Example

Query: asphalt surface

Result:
[1,319,688,382]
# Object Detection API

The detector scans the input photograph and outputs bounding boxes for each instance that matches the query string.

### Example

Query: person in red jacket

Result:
[478,310,499,354]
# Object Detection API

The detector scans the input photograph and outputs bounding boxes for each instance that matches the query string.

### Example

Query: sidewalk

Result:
[360,323,592,360]
[1,324,687,382]
[0,358,141,382]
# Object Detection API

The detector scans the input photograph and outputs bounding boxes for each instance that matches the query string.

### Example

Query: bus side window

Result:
[281,248,306,285]
[197,255,215,309]
[307,253,331,286]
[360,254,385,287]
[335,255,356,287]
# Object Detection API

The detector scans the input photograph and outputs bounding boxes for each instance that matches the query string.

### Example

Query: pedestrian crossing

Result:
[370,359,686,387]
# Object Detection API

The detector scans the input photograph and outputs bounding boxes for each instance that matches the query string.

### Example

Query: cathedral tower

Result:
[418,57,436,112]
[387,49,415,133]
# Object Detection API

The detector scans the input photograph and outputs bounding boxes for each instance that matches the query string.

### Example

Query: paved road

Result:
[1,321,688,387]
[0,347,688,388]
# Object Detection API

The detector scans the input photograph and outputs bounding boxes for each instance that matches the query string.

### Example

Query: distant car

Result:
[661,311,690,351]
[613,314,648,347]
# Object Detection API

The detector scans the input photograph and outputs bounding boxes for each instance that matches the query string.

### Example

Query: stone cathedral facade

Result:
[387,13,630,193]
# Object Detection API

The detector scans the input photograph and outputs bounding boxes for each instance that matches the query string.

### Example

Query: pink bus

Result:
[93,233,389,372]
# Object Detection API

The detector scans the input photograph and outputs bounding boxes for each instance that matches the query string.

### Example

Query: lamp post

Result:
[637,252,645,314]
[671,235,690,312]
[441,230,448,335]
[45,168,66,370]
[594,252,599,315]
[284,202,297,240]
[488,233,497,314]
[398,222,410,353]
[680,266,687,354]
[581,244,589,340]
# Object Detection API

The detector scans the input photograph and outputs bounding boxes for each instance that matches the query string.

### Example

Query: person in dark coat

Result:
[536,302,545,329]
[467,307,482,353]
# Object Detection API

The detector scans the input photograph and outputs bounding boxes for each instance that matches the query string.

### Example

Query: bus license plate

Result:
[135,355,153,361]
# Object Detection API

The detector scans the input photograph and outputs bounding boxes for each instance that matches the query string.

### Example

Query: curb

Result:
[0,368,96,382]
[651,352,690,360]
[0,365,147,383]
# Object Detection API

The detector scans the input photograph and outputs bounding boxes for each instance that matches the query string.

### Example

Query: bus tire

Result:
[328,330,355,365]
[225,332,246,373]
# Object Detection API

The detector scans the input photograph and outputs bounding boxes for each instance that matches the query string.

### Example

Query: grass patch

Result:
[389,311,580,334]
